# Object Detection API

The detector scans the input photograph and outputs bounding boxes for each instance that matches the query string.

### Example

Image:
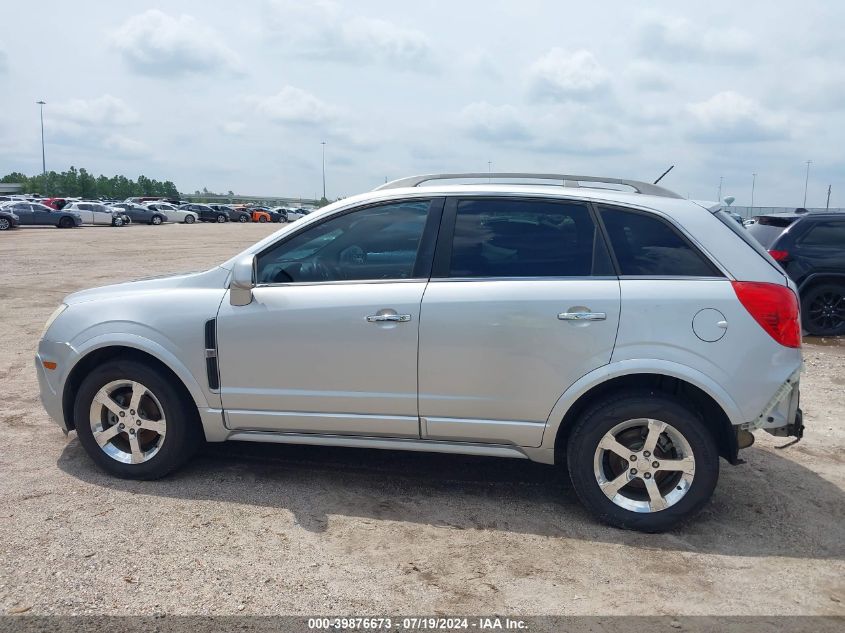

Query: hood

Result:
[63,266,230,306]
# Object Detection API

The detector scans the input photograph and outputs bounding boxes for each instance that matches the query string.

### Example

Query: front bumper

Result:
[35,352,68,432]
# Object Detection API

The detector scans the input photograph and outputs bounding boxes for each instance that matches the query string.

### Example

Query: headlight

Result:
[41,303,68,338]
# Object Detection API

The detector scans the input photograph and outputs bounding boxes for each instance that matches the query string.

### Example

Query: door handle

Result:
[366,314,411,323]
[558,311,607,321]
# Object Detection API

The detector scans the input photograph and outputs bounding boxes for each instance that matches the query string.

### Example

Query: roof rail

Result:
[374,172,684,199]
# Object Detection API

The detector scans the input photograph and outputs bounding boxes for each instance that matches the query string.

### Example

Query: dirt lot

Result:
[0,223,843,616]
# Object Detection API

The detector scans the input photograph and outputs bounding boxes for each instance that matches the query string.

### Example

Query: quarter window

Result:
[448,198,610,278]
[599,206,721,277]
[798,220,845,247]
[257,200,431,283]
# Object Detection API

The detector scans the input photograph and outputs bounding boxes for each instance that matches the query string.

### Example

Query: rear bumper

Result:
[740,367,803,439]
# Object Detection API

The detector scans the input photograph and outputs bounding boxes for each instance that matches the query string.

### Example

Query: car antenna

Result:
[653,165,674,184]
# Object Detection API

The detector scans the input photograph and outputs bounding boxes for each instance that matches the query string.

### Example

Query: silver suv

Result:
[36,173,803,531]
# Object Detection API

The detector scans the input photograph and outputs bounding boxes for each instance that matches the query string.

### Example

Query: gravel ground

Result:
[0,223,843,616]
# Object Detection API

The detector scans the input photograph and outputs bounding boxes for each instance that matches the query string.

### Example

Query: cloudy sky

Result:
[1,0,843,206]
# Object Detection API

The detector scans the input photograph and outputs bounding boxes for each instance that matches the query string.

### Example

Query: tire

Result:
[74,359,202,479]
[0,217,11,230]
[801,283,845,336]
[216,214,227,223]
[566,390,719,532]
[151,215,163,225]
[185,215,195,224]
[112,217,124,227]
[58,216,75,229]
[258,216,267,223]
[238,214,248,223]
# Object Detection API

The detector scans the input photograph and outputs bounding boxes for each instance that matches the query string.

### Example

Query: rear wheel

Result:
[151,215,163,225]
[74,360,202,479]
[184,214,195,224]
[567,391,719,532]
[58,216,75,228]
[802,283,845,336]
[258,215,267,223]
[216,214,227,223]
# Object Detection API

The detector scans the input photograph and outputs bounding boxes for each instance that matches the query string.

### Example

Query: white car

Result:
[278,207,306,222]
[63,201,125,227]
[36,172,803,532]
[145,203,198,224]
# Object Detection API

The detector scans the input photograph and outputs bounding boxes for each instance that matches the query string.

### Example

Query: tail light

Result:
[732,281,801,348]
[768,249,789,262]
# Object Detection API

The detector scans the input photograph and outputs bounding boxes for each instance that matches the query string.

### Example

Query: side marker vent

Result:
[204,318,220,390]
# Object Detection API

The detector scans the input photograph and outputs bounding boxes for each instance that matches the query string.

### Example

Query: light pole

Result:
[751,173,756,208]
[717,176,723,201]
[803,160,812,207]
[321,141,326,200]
[36,100,46,178]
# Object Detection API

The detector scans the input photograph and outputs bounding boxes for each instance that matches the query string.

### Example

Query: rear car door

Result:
[418,196,620,447]
[12,203,34,225]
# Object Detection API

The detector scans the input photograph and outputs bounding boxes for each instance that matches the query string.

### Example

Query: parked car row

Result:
[0,197,314,230]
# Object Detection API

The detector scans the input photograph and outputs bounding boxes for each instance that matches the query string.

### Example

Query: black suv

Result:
[180,204,229,223]
[210,204,250,223]
[748,212,845,335]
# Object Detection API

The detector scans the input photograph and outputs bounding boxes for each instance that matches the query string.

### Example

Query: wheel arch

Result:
[798,272,845,293]
[544,364,741,465]
[62,341,207,434]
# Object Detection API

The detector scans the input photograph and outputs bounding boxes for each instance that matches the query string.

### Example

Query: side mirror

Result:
[230,255,256,306]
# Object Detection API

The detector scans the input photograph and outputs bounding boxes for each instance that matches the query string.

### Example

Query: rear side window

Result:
[747,216,798,248]
[798,220,845,247]
[599,206,722,277]
[448,198,611,278]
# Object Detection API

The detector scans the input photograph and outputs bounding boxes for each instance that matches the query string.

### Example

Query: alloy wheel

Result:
[808,290,845,332]
[593,418,695,513]
[88,379,167,464]
[0,218,10,230]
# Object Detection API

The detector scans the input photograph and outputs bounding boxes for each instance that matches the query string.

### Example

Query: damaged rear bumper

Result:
[740,367,804,440]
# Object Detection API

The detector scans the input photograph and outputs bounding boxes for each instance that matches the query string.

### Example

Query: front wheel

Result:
[58,216,75,228]
[566,391,719,532]
[184,215,195,224]
[0,217,11,230]
[802,283,845,336]
[238,214,248,223]
[258,216,267,223]
[112,217,124,227]
[74,360,202,479]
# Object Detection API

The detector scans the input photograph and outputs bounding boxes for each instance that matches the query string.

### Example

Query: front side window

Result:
[599,206,721,277]
[257,200,431,284]
[448,198,609,278]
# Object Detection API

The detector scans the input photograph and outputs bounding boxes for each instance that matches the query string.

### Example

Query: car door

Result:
[216,198,442,437]
[12,203,34,225]
[417,196,621,447]
[91,204,111,225]
[75,203,94,224]
[32,204,56,225]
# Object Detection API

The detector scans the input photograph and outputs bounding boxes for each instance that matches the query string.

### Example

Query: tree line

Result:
[1,168,180,199]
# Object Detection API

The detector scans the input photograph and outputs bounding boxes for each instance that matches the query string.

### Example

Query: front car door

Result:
[32,204,56,225]
[418,196,621,447]
[216,198,442,438]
